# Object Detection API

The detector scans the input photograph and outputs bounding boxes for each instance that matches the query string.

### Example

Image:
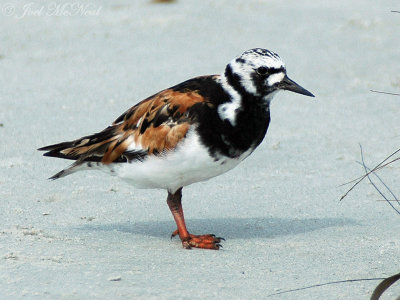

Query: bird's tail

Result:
[46,161,85,180]
[38,126,121,179]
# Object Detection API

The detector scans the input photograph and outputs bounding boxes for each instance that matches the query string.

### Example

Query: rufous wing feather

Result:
[39,88,211,178]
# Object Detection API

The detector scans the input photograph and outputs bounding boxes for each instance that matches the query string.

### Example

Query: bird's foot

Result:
[171,230,224,250]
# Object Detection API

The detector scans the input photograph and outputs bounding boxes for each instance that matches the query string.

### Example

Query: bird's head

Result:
[225,48,314,102]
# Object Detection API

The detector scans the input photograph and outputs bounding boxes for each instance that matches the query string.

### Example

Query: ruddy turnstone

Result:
[39,48,314,250]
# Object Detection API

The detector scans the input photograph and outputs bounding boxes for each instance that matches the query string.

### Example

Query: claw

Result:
[171,229,224,250]
[171,229,179,239]
[182,240,192,249]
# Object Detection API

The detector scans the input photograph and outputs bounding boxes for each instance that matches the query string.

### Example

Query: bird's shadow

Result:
[77,217,357,239]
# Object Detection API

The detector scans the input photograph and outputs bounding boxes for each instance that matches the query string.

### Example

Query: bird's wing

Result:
[39,87,212,165]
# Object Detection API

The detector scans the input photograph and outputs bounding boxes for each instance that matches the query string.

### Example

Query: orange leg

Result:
[167,188,223,250]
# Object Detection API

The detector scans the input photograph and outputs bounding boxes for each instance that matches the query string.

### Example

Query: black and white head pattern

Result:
[228,48,286,98]
[218,48,286,126]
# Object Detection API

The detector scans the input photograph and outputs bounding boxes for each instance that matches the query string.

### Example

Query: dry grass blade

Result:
[266,278,385,297]
[340,88,399,199]
[151,0,177,3]
[370,90,400,96]
[339,157,400,188]
[267,274,400,298]
[358,145,400,215]
[370,273,400,300]
[340,147,400,201]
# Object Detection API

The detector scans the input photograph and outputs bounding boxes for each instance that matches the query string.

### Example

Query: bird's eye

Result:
[256,66,269,76]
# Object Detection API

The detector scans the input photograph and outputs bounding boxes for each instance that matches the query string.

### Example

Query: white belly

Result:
[114,129,252,193]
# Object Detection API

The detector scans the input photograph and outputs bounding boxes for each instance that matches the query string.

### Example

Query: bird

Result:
[38,48,314,250]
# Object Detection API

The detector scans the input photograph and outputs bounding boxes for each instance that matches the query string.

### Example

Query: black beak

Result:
[279,75,315,97]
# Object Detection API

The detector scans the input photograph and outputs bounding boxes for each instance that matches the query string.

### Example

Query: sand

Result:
[1,0,399,299]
